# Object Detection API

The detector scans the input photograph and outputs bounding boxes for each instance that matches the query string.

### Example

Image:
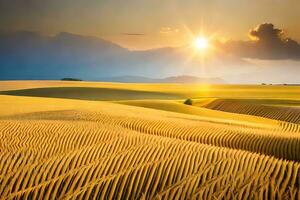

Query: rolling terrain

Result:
[0,81,300,199]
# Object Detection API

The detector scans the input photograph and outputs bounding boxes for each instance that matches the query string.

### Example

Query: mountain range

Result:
[0,31,299,83]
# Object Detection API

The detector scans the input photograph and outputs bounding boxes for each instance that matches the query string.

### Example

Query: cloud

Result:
[222,23,300,60]
[159,27,179,34]
[122,33,145,36]
[249,23,283,42]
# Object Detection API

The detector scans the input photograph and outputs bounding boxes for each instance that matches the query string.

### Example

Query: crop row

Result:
[0,119,299,199]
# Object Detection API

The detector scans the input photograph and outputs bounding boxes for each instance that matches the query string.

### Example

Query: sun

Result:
[194,37,209,50]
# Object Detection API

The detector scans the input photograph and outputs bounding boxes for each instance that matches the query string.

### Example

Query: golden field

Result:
[0,81,300,199]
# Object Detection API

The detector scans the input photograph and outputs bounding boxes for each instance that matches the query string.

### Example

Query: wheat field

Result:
[0,81,300,199]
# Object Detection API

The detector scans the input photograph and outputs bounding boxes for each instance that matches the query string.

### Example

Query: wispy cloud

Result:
[159,27,179,34]
[121,33,146,36]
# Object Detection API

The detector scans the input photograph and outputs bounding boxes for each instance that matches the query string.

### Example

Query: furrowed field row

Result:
[0,119,299,199]
[56,110,300,161]
[205,99,300,125]
[1,109,300,162]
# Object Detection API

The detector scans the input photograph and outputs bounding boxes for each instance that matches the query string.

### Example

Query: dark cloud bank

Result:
[222,23,300,60]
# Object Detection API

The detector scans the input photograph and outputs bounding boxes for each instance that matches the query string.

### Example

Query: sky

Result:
[1,0,300,50]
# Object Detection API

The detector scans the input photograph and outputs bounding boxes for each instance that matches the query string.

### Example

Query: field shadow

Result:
[0,87,182,101]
